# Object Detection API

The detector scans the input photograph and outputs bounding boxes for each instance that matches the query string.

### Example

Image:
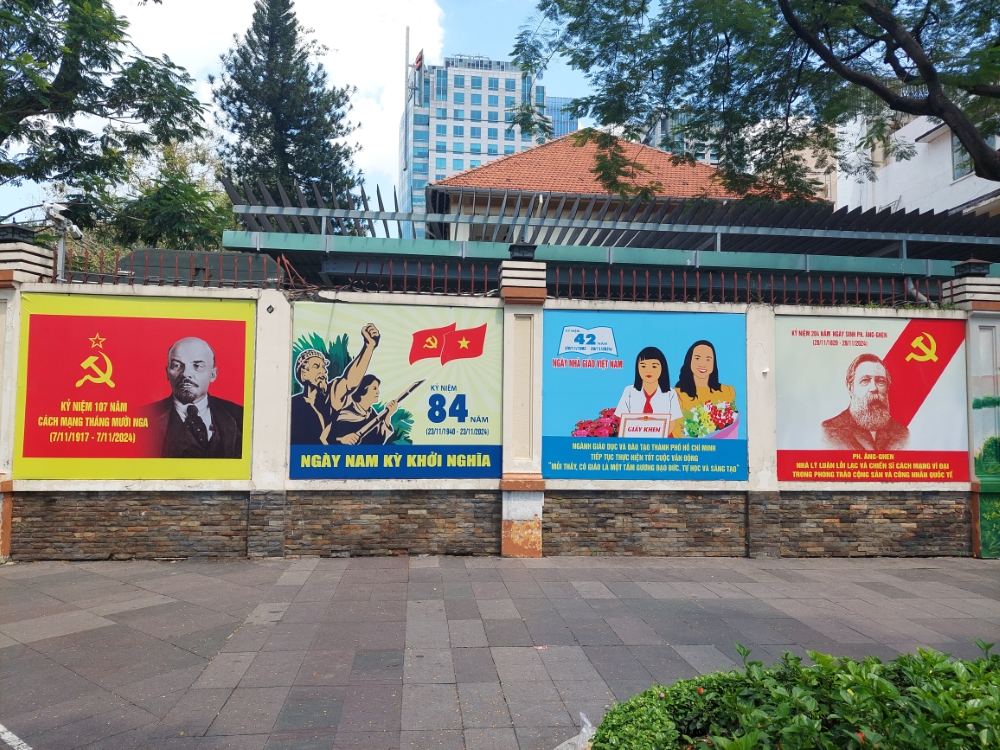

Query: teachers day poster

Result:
[542,309,747,480]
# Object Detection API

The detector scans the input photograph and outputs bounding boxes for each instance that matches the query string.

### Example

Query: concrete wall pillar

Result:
[500,261,546,557]
[745,305,781,557]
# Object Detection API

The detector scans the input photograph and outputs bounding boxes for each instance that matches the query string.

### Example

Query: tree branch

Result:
[777,0,932,115]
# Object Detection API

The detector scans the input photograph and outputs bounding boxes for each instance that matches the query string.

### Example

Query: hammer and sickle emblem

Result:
[423,335,438,350]
[75,352,116,388]
[905,332,938,363]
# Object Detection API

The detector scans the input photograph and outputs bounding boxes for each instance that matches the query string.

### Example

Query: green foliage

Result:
[973,396,1000,410]
[211,0,359,209]
[976,436,1000,476]
[1,0,204,190]
[513,0,1000,199]
[593,644,1000,750]
[981,493,1000,559]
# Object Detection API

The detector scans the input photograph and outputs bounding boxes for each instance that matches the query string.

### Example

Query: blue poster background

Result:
[542,309,748,480]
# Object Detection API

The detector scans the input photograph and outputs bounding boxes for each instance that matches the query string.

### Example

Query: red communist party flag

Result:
[880,318,965,427]
[441,323,487,364]
[409,323,456,364]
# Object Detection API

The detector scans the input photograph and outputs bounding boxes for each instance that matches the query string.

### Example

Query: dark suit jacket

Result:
[821,408,909,451]
[141,396,244,459]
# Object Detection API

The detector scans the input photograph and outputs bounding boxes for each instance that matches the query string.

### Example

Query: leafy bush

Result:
[592,642,1000,750]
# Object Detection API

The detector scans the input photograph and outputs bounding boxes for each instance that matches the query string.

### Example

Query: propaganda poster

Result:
[542,310,748,480]
[775,315,968,482]
[15,294,255,479]
[289,302,502,479]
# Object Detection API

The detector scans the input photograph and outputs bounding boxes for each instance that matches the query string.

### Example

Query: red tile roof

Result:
[432,134,741,198]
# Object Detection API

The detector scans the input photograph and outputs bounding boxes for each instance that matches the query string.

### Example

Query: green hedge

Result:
[592,642,1000,750]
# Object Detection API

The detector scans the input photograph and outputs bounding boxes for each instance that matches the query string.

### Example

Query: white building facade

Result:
[837,116,1000,216]
[398,54,579,237]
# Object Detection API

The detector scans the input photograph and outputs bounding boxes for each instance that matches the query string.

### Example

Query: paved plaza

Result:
[1,555,998,750]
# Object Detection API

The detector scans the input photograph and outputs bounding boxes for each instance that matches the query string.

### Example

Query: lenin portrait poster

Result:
[15,294,255,480]
[775,315,968,482]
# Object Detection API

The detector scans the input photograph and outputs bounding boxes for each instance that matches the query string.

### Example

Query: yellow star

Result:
[457,337,470,349]
[89,333,106,349]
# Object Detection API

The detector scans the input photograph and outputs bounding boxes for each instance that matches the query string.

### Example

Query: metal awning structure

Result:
[221,177,1000,261]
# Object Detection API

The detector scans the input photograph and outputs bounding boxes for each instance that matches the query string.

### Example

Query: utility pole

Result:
[43,202,82,282]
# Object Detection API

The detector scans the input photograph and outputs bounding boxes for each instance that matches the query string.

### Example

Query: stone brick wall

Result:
[542,491,747,556]
[777,490,972,557]
[248,492,285,559]
[10,491,249,560]
[285,491,502,556]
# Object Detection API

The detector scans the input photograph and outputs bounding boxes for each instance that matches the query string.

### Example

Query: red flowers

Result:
[705,401,736,430]
[697,686,705,695]
[572,407,621,437]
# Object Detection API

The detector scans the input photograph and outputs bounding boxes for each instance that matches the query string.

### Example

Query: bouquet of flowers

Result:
[682,401,738,438]
[572,408,621,437]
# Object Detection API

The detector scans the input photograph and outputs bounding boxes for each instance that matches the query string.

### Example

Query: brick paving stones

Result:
[0,556,997,749]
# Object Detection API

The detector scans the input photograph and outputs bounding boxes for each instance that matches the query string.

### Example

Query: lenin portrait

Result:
[141,337,244,458]
[821,353,909,451]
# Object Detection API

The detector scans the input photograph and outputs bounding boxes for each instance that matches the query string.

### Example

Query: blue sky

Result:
[0,0,591,222]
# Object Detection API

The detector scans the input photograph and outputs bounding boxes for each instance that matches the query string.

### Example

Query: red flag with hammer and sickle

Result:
[408,324,456,364]
[881,318,966,427]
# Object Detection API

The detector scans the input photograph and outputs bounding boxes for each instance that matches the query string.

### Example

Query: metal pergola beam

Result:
[231,204,1000,246]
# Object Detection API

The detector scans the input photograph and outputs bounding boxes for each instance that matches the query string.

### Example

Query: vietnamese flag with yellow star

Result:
[440,323,487,364]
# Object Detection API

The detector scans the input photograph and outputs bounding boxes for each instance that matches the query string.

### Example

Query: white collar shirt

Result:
[173,395,215,440]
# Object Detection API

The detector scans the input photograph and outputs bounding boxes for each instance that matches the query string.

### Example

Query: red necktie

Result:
[643,390,654,414]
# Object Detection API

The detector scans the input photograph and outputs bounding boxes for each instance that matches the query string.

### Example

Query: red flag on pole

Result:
[441,324,487,364]
[409,323,456,364]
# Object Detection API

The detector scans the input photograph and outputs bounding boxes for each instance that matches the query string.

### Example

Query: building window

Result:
[453,125,464,136]
[488,111,499,123]
[488,77,499,91]
[436,107,447,118]
[453,142,464,153]
[413,146,428,158]
[953,132,974,180]
[521,75,532,103]
[435,174,445,180]
[454,74,464,88]
[413,129,429,142]
[504,96,515,108]
[435,70,447,100]
[535,86,545,105]
[488,128,498,140]
[454,92,465,104]
[504,146,515,155]
[471,110,482,121]
[471,143,481,154]
[505,112,514,123]
[470,127,482,138]
[488,144,498,155]
[413,162,428,173]
[471,93,482,106]
[471,76,482,89]
[436,157,446,168]
[423,78,430,105]
[521,131,532,141]
[453,159,464,170]
[505,79,516,91]
[413,178,427,188]
[436,124,447,136]
[505,129,515,141]
[412,195,426,205]
[470,160,481,168]
[413,113,429,126]
[436,141,446,153]
[488,95,499,107]
[453,109,464,120]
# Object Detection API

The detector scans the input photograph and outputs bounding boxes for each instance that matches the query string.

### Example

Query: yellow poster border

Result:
[14,293,256,480]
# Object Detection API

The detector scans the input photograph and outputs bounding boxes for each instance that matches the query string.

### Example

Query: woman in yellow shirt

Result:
[671,340,737,437]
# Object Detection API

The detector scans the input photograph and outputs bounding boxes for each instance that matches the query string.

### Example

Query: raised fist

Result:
[361,323,380,347]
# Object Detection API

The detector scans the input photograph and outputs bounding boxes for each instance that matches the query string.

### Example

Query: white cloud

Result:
[113,0,444,193]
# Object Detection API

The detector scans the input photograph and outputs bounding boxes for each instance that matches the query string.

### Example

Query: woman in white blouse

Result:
[614,346,681,436]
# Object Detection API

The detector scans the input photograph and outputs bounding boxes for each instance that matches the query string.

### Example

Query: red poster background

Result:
[778,450,969,482]
[22,315,247,458]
